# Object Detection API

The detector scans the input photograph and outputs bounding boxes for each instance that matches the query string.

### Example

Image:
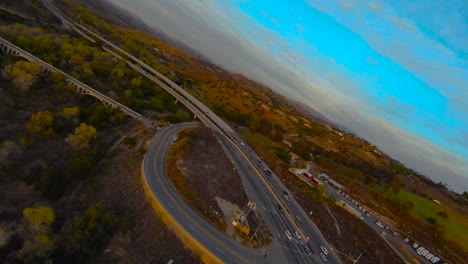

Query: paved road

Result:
[144,123,296,263]
[44,2,341,262]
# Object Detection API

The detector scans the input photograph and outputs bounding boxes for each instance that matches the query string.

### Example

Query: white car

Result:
[295,231,301,240]
[321,246,329,255]
[285,230,293,240]
[320,252,328,262]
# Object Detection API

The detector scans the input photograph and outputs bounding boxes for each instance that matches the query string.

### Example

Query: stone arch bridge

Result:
[0,37,149,125]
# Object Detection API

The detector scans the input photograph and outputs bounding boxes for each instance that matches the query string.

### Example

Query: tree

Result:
[25,110,55,139]
[129,76,142,88]
[66,123,97,150]
[49,71,65,85]
[20,206,56,261]
[62,106,80,118]
[276,148,291,164]
[62,204,118,256]
[388,176,404,195]
[437,211,448,219]
[2,60,42,92]
[175,110,191,122]
[22,206,55,232]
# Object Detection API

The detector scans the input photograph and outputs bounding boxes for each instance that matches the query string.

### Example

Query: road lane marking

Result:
[216,247,225,254]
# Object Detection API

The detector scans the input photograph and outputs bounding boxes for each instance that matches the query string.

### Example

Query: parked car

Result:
[295,215,302,222]
[320,246,329,255]
[320,252,328,261]
[285,230,293,240]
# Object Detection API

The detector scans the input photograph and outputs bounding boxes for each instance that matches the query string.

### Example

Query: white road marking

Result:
[216,247,225,254]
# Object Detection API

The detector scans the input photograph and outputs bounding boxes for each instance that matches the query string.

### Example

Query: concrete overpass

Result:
[0,37,150,126]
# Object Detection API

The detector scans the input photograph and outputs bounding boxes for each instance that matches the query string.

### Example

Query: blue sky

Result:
[109,0,467,192]
[233,0,466,156]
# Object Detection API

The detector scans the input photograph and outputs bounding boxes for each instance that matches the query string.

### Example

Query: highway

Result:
[144,123,294,263]
[44,1,342,262]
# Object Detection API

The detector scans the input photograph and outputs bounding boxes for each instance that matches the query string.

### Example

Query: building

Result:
[328,178,343,189]
[320,173,330,180]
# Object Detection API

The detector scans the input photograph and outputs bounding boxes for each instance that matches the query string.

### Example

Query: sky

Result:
[107,0,468,193]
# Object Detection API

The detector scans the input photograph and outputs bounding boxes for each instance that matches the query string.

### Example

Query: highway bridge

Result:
[41,1,342,263]
[0,37,150,126]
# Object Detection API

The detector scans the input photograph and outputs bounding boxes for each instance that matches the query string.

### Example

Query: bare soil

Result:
[168,126,272,247]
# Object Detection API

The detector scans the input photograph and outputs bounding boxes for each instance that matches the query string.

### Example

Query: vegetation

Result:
[0,0,465,263]
[394,190,468,249]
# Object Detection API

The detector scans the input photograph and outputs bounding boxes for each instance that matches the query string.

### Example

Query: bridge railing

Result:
[0,37,144,120]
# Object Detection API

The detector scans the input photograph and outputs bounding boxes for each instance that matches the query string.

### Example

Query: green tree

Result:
[62,204,118,256]
[66,123,97,150]
[437,211,448,219]
[25,110,55,139]
[276,148,291,164]
[2,60,42,92]
[122,137,136,147]
[175,110,192,122]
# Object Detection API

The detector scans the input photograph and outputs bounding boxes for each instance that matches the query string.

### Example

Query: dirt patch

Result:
[215,196,242,243]
[166,126,272,247]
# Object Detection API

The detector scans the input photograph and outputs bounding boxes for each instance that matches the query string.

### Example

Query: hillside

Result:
[61,0,467,262]
[0,0,466,263]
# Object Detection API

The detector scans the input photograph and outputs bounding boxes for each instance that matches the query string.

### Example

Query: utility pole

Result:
[245,201,256,218]
[336,249,363,264]
[248,224,262,245]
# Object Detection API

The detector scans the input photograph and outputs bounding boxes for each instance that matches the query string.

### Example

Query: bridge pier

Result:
[0,37,146,123]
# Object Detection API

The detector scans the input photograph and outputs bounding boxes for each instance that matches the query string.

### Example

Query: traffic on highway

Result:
[43,2,342,262]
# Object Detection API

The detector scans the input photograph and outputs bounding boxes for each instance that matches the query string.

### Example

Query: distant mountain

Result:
[74,0,209,60]
[287,98,350,133]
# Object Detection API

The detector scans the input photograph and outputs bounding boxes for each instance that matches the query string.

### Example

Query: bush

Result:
[62,204,118,257]
[122,137,136,147]
[426,217,437,225]
[437,211,448,219]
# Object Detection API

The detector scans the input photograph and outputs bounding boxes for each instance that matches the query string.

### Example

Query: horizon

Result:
[107,0,467,193]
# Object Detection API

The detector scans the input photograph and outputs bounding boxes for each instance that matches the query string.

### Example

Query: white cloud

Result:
[106,0,468,192]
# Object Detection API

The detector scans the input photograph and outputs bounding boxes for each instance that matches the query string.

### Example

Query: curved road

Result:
[44,1,341,263]
[144,123,289,263]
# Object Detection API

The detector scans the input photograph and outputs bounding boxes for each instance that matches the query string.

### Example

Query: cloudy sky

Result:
[107,0,468,192]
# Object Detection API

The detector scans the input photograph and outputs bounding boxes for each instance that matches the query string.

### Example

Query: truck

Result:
[376,221,385,229]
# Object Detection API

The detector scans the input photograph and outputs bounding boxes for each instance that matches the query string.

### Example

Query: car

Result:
[295,215,302,222]
[283,190,288,195]
[304,246,312,256]
[320,252,328,262]
[320,246,329,255]
[284,195,291,201]
[295,231,301,240]
[278,205,284,212]
[285,230,293,240]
